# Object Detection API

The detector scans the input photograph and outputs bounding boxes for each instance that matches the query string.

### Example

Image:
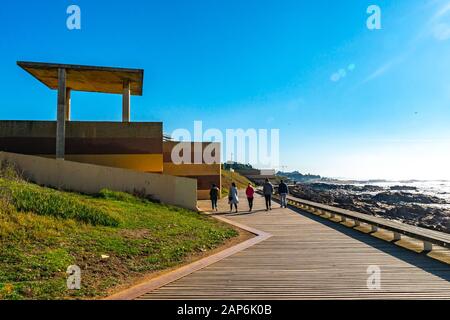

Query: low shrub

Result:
[98,189,139,203]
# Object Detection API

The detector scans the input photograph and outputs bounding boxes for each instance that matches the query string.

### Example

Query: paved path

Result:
[138,192,450,299]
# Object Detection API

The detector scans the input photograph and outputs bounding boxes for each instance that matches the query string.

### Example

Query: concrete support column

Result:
[393,232,402,241]
[56,68,67,160]
[423,241,433,252]
[65,88,71,121]
[371,225,379,233]
[122,80,130,122]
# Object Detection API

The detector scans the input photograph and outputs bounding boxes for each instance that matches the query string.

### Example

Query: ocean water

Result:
[350,180,450,209]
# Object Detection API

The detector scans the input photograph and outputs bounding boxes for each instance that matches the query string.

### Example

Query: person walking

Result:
[245,183,255,212]
[209,184,219,211]
[228,182,239,213]
[278,180,289,208]
[262,178,274,211]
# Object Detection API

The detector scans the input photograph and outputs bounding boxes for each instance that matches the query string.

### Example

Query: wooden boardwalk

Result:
[138,192,450,300]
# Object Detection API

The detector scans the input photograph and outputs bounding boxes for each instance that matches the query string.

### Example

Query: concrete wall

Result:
[0,152,198,210]
[0,121,221,202]
[0,121,164,173]
[163,141,221,200]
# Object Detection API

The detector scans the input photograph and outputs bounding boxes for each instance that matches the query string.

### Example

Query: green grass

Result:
[0,163,238,300]
[0,180,119,227]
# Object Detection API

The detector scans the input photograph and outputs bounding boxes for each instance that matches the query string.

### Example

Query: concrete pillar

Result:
[423,241,433,252]
[371,225,379,233]
[393,232,401,241]
[122,80,130,122]
[65,88,71,121]
[56,68,67,160]
[354,220,361,227]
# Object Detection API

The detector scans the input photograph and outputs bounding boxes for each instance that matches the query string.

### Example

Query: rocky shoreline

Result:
[290,183,450,234]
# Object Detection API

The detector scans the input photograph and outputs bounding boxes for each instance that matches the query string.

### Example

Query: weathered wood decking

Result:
[138,192,450,300]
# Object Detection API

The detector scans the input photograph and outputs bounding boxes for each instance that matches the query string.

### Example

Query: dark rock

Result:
[291,183,450,234]
[390,185,417,191]
[372,192,447,205]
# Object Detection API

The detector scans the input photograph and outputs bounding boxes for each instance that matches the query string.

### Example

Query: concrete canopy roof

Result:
[17,61,144,95]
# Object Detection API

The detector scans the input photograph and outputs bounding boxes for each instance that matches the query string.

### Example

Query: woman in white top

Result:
[228,182,239,213]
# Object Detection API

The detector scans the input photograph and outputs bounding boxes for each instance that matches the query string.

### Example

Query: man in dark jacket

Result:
[209,184,219,211]
[278,180,289,208]
[262,178,274,211]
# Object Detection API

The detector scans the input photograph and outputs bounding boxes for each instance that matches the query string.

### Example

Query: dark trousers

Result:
[211,198,218,210]
[247,197,254,211]
[264,195,272,210]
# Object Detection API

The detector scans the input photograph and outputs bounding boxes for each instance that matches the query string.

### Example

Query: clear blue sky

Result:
[1,0,450,180]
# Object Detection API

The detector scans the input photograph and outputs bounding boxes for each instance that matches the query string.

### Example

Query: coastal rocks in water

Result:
[304,183,384,193]
[383,205,450,233]
[290,183,450,234]
[372,192,447,205]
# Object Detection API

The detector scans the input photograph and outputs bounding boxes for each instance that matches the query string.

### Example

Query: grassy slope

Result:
[221,170,253,196]
[0,175,238,300]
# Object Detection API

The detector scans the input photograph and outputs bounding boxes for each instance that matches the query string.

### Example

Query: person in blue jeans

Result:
[228,182,239,213]
[278,180,289,208]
